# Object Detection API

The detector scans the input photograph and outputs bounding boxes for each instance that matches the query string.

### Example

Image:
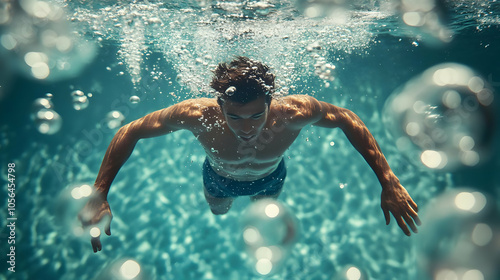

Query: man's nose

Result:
[241,122,254,134]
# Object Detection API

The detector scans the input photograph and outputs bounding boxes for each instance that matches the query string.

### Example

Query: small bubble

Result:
[32,98,54,113]
[71,90,85,97]
[34,109,62,135]
[225,86,236,96]
[129,95,141,104]
[73,95,89,110]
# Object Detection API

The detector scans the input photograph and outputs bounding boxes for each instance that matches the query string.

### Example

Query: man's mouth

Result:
[239,135,256,142]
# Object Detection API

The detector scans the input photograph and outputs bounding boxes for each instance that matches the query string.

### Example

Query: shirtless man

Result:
[79,56,421,252]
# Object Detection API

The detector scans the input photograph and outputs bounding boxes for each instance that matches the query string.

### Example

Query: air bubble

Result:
[225,86,236,96]
[416,189,500,280]
[383,63,495,171]
[105,110,125,129]
[241,199,299,276]
[129,95,141,104]
[34,109,62,134]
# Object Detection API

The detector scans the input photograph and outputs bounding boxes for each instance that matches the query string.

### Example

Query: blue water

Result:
[1,1,499,279]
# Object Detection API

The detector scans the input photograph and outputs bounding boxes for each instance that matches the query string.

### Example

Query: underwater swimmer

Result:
[79,56,421,252]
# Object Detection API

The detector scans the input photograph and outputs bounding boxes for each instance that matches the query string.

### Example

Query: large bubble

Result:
[415,188,500,280]
[295,0,349,21]
[94,258,145,280]
[396,0,453,44]
[333,265,369,280]
[383,63,495,171]
[53,183,94,237]
[0,0,96,81]
[241,199,300,276]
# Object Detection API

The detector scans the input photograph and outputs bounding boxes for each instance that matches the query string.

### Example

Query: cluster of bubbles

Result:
[241,199,299,276]
[304,41,337,87]
[416,189,500,280]
[71,90,90,110]
[0,0,96,81]
[383,63,495,171]
[67,0,375,97]
[314,55,336,87]
[31,95,62,134]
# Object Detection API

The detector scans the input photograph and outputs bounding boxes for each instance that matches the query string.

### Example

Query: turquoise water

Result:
[1,1,499,279]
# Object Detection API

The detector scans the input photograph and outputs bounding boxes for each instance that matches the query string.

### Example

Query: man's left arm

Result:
[309,98,421,236]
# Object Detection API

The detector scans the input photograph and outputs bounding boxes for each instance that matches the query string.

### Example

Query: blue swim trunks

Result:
[203,158,286,198]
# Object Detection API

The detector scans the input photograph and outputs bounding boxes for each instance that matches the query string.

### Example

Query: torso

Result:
[189,98,305,181]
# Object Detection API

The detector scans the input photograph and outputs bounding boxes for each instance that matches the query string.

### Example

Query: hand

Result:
[381,181,421,236]
[78,193,113,252]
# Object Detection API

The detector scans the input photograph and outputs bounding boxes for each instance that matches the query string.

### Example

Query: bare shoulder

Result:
[270,95,322,128]
[169,98,219,117]
[163,98,221,131]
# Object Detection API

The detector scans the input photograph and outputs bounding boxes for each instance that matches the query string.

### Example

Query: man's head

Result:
[211,57,275,143]
[210,56,275,107]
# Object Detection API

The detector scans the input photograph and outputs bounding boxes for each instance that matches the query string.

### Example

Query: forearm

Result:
[94,125,139,197]
[340,110,397,188]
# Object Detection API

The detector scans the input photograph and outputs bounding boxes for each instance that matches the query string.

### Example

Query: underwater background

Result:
[1,0,499,279]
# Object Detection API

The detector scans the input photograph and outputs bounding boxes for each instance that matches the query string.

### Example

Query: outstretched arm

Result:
[311,99,421,236]
[79,99,205,252]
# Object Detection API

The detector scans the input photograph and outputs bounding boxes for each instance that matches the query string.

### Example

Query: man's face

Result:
[221,96,269,143]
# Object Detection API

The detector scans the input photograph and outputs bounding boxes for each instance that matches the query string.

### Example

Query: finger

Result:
[406,203,419,219]
[382,208,390,225]
[91,237,102,253]
[105,220,112,236]
[414,214,422,226]
[408,199,418,212]
[395,215,411,236]
[402,213,418,234]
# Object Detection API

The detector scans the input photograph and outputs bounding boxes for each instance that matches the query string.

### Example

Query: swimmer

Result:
[79,56,421,252]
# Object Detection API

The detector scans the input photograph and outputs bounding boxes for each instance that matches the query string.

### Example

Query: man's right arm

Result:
[94,100,200,196]
[79,99,205,252]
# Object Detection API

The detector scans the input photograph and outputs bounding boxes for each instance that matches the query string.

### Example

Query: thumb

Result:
[104,217,112,236]
[382,208,390,225]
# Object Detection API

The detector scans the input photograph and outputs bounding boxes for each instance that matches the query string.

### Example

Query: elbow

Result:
[116,123,140,143]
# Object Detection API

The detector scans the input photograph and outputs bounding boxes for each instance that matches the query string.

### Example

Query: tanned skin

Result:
[79,95,421,252]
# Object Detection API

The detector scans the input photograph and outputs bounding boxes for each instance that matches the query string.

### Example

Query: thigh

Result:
[250,186,283,201]
[203,186,234,214]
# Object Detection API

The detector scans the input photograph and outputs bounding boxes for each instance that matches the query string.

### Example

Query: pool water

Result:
[1,1,499,279]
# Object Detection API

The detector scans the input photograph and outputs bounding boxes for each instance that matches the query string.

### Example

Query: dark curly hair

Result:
[210,56,275,106]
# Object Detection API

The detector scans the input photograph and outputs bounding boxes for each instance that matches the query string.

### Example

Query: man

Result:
[79,56,421,252]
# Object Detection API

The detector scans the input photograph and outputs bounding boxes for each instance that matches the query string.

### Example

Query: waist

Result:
[205,157,284,181]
